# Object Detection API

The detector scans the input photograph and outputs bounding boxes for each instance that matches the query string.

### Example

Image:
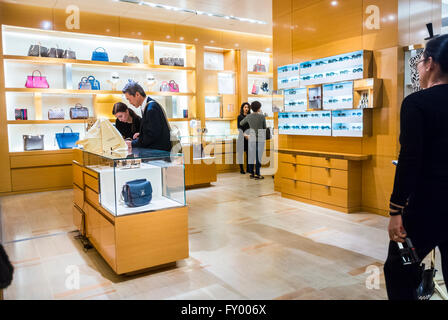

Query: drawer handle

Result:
[325,167,330,171]
[325,185,330,190]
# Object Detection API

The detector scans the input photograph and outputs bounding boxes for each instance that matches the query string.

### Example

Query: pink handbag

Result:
[25,70,49,89]
[168,80,179,92]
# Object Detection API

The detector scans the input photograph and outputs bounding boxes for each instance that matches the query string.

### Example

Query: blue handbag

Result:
[121,179,152,207]
[87,75,100,90]
[91,47,109,61]
[55,126,80,149]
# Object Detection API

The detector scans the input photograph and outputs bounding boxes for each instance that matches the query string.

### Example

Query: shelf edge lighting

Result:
[118,0,268,25]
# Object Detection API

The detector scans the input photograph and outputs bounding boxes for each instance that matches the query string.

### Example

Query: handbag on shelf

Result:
[160,81,170,92]
[15,108,28,120]
[121,179,153,207]
[91,47,109,62]
[78,77,92,90]
[48,108,65,120]
[25,70,49,89]
[23,135,44,151]
[62,48,76,60]
[87,76,100,90]
[251,82,259,95]
[49,46,64,58]
[123,52,140,63]
[70,103,89,119]
[55,126,80,149]
[260,82,269,93]
[253,59,267,72]
[159,55,174,66]
[28,43,49,57]
[168,80,179,92]
[173,57,185,67]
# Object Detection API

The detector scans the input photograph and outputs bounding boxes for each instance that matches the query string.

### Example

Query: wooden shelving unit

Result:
[5,88,196,96]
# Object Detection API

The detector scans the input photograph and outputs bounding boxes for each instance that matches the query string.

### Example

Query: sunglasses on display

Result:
[283,125,291,129]
[301,125,310,129]
[353,68,363,73]
[297,101,305,105]
[321,126,331,130]
[281,79,289,83]
[289,102,297,106]
[328,99,339,103]
[292,114,300,118]
[351,126,362,130]
[351,53,362,59]
[322,113,331,117]
[342,98,352,102]
[292,125,300,129]
[328,58,338,64]
[291,66,299,71]
[302,63,312,68]
[302,76,311,80]
[311,126,320,130]
[288,90,296,95]
[311,114,319,117]
[314,74,324,79]
[326,72,336,77]
[315,61,326,66]
[334,85,344,89]
[340,70,350,75]
[300,114,309,118]
[339,56,350,62]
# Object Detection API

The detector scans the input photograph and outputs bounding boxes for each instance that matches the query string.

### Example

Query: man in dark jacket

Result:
[122,81,171,151]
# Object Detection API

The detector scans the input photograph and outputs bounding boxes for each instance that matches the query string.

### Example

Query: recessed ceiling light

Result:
[179,36,184,40]
[41,21,52,30]
[331,1,338,6]
[118,0,268,25]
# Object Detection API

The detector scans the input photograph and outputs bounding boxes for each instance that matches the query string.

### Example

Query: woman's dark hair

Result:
[122,80,146,97]
[240,102,251,116]
[112,102,140,121]
[250,101,262,112]
[423,34,448,74]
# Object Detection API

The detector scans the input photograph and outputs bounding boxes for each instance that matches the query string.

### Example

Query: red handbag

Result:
[168,80,179,92]
[25,70,49,88]
[253,59,267,72]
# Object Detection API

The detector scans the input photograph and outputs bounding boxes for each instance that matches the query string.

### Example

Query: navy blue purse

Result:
[87,75,100,90]
[91,47,109,62]
[121,179,152,207]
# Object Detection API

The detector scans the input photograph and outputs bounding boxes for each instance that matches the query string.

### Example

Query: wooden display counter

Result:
[72,150,189,275]
[182,144,217,188]
[276,149,371,213]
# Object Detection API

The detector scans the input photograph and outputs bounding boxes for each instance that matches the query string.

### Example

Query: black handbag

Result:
[62,49,76,60]
[28,44,49,57]
[0,244,14,290]
[23,135,44,151]
[266,127,271,140]
[49,47,64,58]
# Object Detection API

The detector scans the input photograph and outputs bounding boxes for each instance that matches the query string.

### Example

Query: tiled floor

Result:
[0,172,445,300]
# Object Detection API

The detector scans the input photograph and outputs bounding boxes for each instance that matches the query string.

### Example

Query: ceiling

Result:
[1,0,273,36]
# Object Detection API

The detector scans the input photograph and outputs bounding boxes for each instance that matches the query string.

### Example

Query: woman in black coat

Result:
[237,102,251,174]
[384,34,448,300]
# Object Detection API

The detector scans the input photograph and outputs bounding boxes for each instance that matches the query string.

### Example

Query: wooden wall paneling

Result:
[291,0,363,52]
[186,45,196,69]
[143,41,152,65]
[53,8,120,37]
[34,93,42,120]
[239,49,249,105]
[222,95,237,119]
[11,165,73,191]
[94,94,121,120]
[277,0,293,17]
[119,17,172,41]
[195,46,205,127]
[274,13,293,69]
[10,151,73,168]
[398,0,411,47]
[292,0,322,12]
[0,27,12,193]
[0,3,54,30]
[362,0,399,51]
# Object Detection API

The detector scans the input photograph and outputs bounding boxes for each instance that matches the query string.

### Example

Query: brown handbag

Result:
[70,103,89,119]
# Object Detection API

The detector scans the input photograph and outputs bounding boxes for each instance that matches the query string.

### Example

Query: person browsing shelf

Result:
[122,81,171,151]
[239,101,266,180]
[112,102,141,140]
[237,102,251,174]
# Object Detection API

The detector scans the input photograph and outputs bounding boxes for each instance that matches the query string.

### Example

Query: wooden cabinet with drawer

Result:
[277,151,366,213]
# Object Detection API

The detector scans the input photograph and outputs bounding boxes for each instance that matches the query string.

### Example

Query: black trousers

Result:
[384,223,448,300]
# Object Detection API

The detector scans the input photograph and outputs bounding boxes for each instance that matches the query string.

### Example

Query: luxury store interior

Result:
[0,0,447,301]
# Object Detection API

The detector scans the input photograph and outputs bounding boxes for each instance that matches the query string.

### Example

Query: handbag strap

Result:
[94,47,106,52]
[87,75,96,81]
[32,70,42,78]
[75,103,83,108]
[80,77,88,83]
[256,59,262,65]
[63,126,73,134]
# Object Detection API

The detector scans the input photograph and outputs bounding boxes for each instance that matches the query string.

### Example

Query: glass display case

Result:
[277,63,300,89]
[82,148,185,216]
[322,81,354,110]
[307,85,322,110]
[300,50,366,86]
[278,111,332,136]
[284,88,307,112]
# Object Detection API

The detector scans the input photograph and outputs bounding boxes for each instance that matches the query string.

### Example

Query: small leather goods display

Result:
[28,43,49,57]
[48,108,65,120]
[253,59,267,72]
[123,52,140,63]
[70,103,89,119]
[23,135,44,151]
[121,179,153,207]
[160,81,170,92]
[168,80,179,92]
[251,81,259,95]
[56,126,80,149]
[15,108,28,120]
[25,70,49,89]
[91,47,109,62]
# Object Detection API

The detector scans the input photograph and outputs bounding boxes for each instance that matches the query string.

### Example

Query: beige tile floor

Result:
[0,172,445,300]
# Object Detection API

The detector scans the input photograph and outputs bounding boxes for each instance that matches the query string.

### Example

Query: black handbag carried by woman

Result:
[0,243,14,298]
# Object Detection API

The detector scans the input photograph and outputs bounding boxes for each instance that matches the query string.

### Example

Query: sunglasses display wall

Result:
[331,109,371,137]
[277,63,300,90]
[299,50,371,87]
[284,88,307,112]
[278,111,332,136]
[322,81,354,110]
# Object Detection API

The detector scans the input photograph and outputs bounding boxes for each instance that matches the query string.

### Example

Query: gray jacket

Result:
[240,112,267,139]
